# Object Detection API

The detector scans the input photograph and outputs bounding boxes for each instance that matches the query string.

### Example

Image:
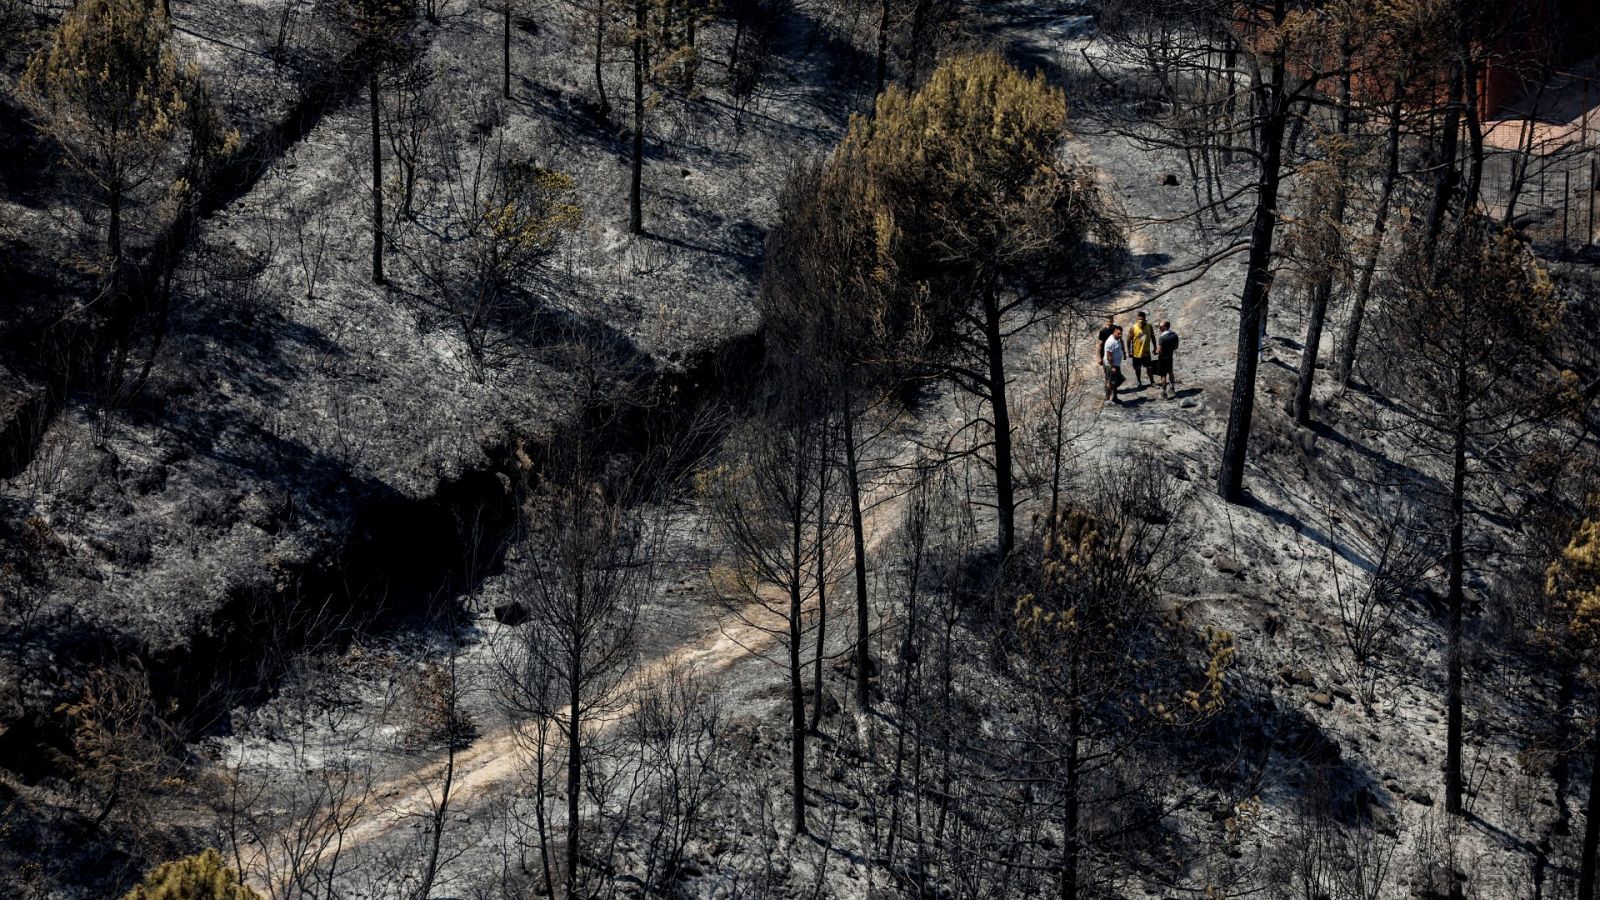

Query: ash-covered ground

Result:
[3,0,1600,898]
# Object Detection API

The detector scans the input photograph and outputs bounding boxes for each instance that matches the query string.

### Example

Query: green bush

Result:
[123,849,259,900]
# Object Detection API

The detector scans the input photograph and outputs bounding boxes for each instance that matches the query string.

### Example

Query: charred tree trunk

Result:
[1292,56,1351,427]
[417,700,457,900]
[982,282,1015,563]
[1222,38,1237,167]
[1424,59,1464,255]
[503,2,512,100]
[103,179,128,400]
[1291,263,1331,422]
[534,744,555,900]
[1445,366,1467,817]
[843,386,871,711]
[1217,11,1288,504]
[369,68,385,285]
[629,0,645,235]
[810,420,831,734]
[129,223,186,397]
[885,527,923,865]
[1460,54,1485,219]
[874,0,890,97]
[788,485,809,836]
[907,0,928,86]
[1340,79,1403,389]
[566,647,584,897]
[790,554,812,832]
[594,1,610,121]
[108,182,124,267]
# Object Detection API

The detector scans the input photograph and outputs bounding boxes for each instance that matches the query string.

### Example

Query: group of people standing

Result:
[1098,311,1180,405]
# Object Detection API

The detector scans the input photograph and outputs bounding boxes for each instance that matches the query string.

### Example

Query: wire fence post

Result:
[1588,75,1597,247]
[1589,74,1597,247]
[1563,170,1571,250]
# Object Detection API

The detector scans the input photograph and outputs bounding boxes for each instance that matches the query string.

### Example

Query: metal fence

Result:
[1478,65,1600,256]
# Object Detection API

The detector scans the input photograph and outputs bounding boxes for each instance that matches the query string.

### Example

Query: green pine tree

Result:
[122,849,259,900]
[21,0,189,263]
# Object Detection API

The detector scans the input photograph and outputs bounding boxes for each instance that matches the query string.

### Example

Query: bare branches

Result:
[391,124,582,380]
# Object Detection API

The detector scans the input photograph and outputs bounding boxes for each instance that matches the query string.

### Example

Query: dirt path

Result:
[243,457,923,890]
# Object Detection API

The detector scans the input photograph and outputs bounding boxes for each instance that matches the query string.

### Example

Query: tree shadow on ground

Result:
[0,97,59,209]
[1246,493,1377,574]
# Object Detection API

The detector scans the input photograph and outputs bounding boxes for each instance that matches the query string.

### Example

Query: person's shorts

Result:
[1132,356,1149,371]
[1153,357,1172,377]
[1104,365,1124,386]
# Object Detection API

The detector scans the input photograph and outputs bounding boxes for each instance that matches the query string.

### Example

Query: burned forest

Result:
[4,0,1600,897]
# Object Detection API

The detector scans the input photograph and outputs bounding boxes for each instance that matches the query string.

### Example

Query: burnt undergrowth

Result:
[0,314,766,794]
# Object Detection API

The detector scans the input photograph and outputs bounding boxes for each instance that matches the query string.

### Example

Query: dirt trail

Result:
[244,463,918,889]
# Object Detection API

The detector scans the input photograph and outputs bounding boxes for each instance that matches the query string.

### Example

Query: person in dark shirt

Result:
[1155,321,1180,399]
[1095,316,1116,364]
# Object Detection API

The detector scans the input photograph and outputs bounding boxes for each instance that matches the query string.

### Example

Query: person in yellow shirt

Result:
[1127,310,1156,388]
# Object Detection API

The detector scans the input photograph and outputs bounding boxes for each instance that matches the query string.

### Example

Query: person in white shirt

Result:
[1102,325,1125,405]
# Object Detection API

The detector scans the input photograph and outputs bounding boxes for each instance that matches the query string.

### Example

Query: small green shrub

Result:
[123,849,259,900]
